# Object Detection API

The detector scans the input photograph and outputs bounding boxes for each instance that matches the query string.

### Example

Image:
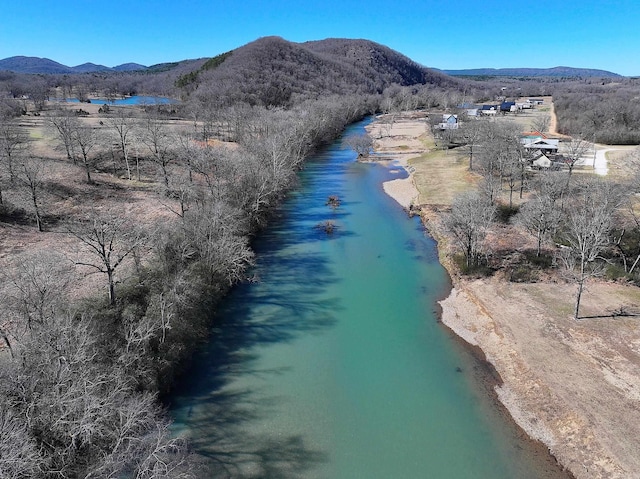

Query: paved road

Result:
[575,144,636,176]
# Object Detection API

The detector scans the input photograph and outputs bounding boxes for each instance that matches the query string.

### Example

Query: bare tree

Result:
[24,76,50,111]
[475,121,524,205]
[76,382,194,479]
[16,156,46,231]
[69,211,148,306]
[3,251,74,331]
[533,169,569,205]
[72,124,100,183]
[180,201,254,282]
[11,309,193,478]
[530,115,551,134]
[562,137,590,183]
[0,116,29,183]
[345,133,373,158]
[515,195,563,257]
[48,109,80,162]
[460,119,485,171]
[140,114,175,189]
[0,402,44,477]
[445,191,496,268]
[106,110,138,180]
[613,183,640,274]
[163,170,198,219]
[557,179,623,319]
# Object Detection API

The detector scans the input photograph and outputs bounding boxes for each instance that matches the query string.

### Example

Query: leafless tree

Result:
[612,178,640,274]
[26,76,50,111]
[0,116,29,183]
[181,201,254,282]
[0,402,44,477]
[530,115,551,134]
[515,195,563,257]
[562,137,591,183]
[532,169,569,205]
[345,133,373,158]
[72,123,100,183]
[460,119,486,171]
[16,156,46,231]
[557,179,623,319]
[445,191,496,268]
[69,210,148,306]
[106,110,138,180]
[5,308,193,478]
[475,121,524,205]
[163,170,198,219]
[48,109,80,162]
[3,251,74,332]
[140,113,175,189]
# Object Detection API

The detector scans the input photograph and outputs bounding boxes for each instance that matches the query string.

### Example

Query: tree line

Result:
[0,91,376,477]
[443,119,639,319]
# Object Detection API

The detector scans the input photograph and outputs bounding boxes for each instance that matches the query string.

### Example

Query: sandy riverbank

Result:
[368,112,640,479]
[365,113,425,210]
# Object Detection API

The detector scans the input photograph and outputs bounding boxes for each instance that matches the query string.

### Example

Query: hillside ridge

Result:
[0,55,148,73]
[442,66,622,78]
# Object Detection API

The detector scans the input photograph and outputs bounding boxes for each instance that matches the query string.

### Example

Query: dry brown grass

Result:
[0,101,189,306]
[410,148,475,207]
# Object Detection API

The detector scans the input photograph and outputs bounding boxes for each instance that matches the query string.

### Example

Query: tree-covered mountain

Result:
[72,62,112,73]
[0,56,73,74]
[178,36,460,106]
[442,66,622,78]
[112,62,148,72]
[0,56,149,73]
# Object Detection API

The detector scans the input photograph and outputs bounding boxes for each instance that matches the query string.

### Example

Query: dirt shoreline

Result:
[368,112,640,479]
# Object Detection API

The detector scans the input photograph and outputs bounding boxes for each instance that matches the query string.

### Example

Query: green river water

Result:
[169,119,571,478]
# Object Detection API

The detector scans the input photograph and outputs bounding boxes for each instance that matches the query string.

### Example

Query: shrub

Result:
[453,253,494,277]
[506,264,538,282]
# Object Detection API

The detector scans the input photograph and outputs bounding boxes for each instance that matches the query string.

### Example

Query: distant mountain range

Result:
[0,54,624,80]
[441,66,622,78]
[0,56,148,74]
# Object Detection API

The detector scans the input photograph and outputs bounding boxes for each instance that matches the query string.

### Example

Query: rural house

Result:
[437,114,459,130]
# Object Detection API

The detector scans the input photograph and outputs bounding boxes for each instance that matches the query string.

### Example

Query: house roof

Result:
[521,131,548,139]
[523,138,559,150]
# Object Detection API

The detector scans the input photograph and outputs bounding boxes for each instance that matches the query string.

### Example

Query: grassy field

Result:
[409,147,474,207]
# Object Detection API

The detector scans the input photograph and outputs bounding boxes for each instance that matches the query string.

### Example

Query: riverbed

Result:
[169,119,571,478]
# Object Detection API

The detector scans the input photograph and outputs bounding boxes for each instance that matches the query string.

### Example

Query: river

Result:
[169,119,570,478]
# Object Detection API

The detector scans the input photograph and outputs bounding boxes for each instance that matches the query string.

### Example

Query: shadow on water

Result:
[181,383,329,478]
[169,124,371,477]
[171,233,342,476]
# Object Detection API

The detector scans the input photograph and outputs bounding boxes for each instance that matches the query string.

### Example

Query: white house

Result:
[437,114,459,130]
[532,153,552,168]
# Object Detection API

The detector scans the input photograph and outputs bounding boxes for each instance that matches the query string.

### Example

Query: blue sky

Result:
[1,0,638,75]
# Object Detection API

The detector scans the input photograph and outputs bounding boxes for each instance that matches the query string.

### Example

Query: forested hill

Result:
[0,56,148,74]
[178,36,460,106]
[442,66,622,78]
